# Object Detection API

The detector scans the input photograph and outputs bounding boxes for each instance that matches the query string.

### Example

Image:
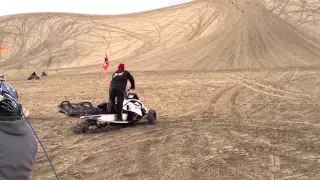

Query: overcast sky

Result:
[0,0,191,16]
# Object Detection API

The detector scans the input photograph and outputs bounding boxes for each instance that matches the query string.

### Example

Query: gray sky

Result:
[0,0,191,16]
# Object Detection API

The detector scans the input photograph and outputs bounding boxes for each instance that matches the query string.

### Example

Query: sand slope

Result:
[0,0,319,72]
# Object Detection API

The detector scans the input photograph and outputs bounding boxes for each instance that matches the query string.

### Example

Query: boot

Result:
[107,101,113,114]
[116,113,123,121]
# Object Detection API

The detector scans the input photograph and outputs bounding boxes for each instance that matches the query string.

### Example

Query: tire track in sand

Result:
[205,83,245,119]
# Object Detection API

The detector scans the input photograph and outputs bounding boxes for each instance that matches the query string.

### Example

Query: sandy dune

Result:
[1,0,320,179]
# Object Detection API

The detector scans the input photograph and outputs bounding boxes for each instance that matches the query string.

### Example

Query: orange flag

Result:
[0,46,6,51]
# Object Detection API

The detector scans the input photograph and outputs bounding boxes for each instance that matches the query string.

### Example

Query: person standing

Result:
[108,63,135,121]
[0,80,38,179]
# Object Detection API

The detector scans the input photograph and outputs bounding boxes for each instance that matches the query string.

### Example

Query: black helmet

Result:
[0,81,21,116]
[0,75,5,82]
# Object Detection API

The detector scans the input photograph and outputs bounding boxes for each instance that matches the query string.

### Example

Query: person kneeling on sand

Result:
[0,79,38,180]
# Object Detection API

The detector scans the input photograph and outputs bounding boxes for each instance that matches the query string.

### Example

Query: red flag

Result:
[0,46,5,51]
[102,54,109,70]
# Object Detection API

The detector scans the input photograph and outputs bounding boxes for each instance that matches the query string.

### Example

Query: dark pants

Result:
[108,87,124,120]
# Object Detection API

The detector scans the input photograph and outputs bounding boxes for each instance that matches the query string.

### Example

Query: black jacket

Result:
[109,69,135,90]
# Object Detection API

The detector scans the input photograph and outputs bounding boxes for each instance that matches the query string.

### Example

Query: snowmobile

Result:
[59,89,157,133]
[28,74,40,80]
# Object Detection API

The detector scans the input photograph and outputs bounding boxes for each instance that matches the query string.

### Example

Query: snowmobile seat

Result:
[58,101,97,117]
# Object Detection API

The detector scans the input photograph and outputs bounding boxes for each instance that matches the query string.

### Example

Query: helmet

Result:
[0,81,21,116]
[118,63,125,70]
[0,75,5,82]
